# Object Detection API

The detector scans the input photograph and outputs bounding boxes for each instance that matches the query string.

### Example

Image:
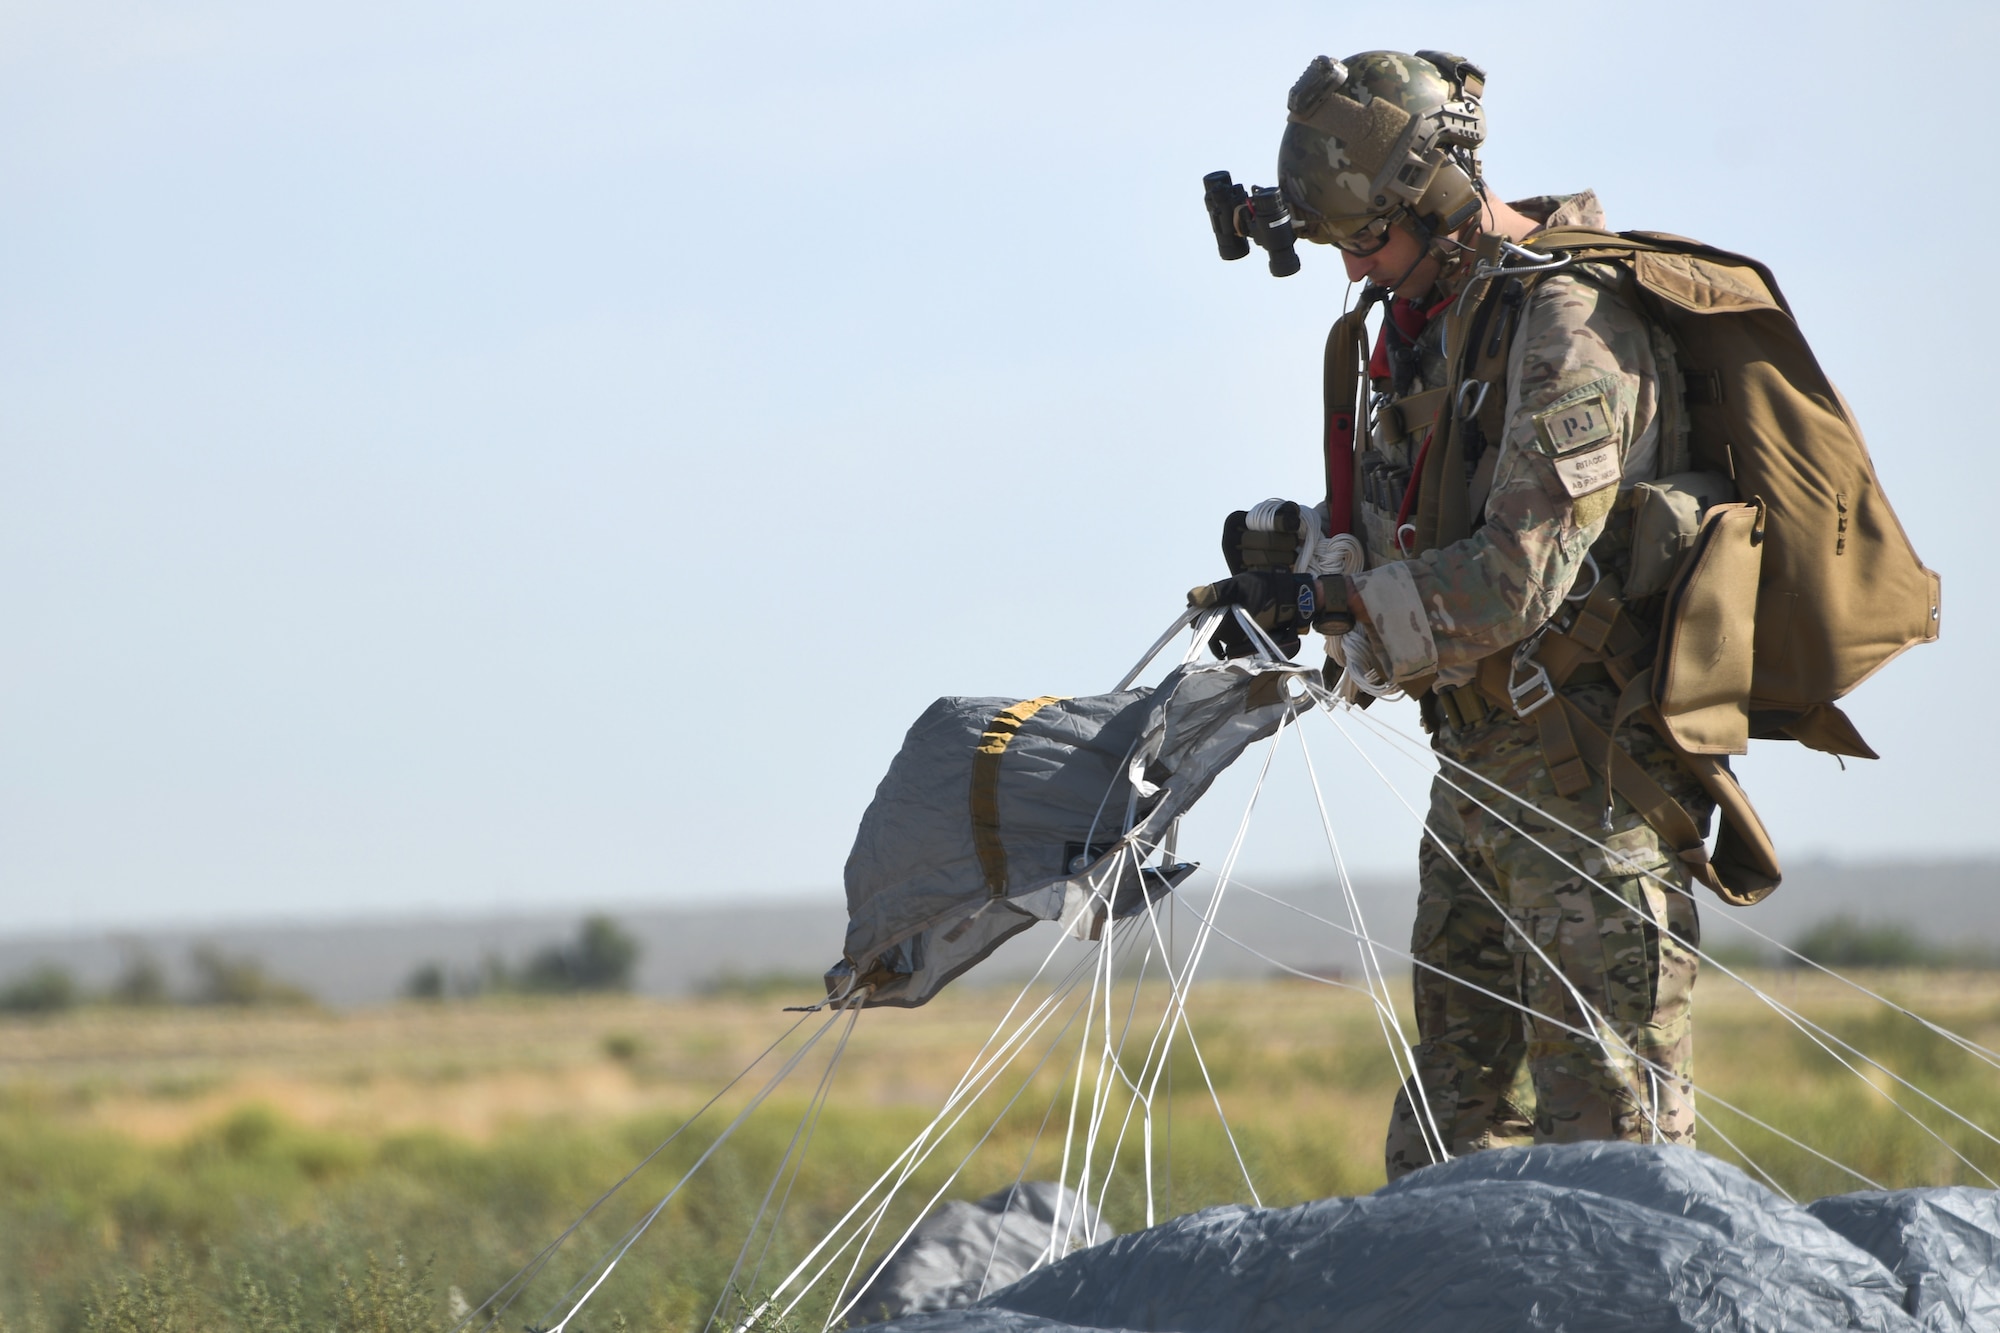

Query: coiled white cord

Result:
[1244,497,1294,532]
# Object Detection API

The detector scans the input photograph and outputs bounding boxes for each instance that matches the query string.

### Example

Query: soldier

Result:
[1191,50,1709,1179]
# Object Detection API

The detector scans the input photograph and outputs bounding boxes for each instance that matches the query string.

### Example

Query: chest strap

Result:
[1379,386,1450,445]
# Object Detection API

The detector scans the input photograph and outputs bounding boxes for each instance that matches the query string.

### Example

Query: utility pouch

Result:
[1653,500,1764,755]
[1624,471,1737,599]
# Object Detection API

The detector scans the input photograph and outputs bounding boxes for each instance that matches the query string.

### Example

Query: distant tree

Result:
[1791,916,1938,969]
[571,916,640,991]
[403,961,447,1001]
[519,916,641,994]
[188,945,314,1007]
[109,949,170,1005]
[0,962,77,1015]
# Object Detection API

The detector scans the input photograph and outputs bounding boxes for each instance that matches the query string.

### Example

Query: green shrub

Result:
[108,952,169,1006]
[1791,917,1939,969]
[189,946,314,1007]
[402,963,446,1002]
[0,964,77,1015]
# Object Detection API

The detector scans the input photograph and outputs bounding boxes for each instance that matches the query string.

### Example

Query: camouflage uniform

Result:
[1342,194,1715,1180]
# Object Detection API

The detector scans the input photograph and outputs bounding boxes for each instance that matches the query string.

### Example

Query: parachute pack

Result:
[1323,229,1942,905]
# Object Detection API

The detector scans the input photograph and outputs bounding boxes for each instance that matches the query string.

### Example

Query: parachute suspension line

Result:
[1066,850,1138,1253]
[1049,852,1153,1266]
[755,935,1090,1328]
[1078,844,1174,1246]
[814,943,1103,1323]
[1115,605,1208,691]
[763,933,1111,1330]
[1289,717,1450,1168]
[1080,858,1193,1234]
[978,909,1159,1303]
[774,972,1094,1333]
[452,1007,823,1333]
[1129,881,1261,1207]
[1165,879,1175,1222]
[1120,708,1303,1211]
[1097,835,1419,1239]
[976,1015,1087,1301]
[819,929,1146,1333]
[1078,845,1180,1238]
[1337,700,2000,1178]
[706,1004,861,1333]
[1340,697,2000,1075]
[1051,841,1190,1242]
[1046,900,1106,1275]
[1689,1105,1797,1203]
[976,855,1163,1303]
[539,1009,845,1333]
[1213,880,1887,1191]
[1314,699,1672,1146]
[741,1006,858,1300]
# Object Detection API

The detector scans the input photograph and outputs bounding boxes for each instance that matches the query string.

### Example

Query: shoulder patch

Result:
[1534,391,1615,455]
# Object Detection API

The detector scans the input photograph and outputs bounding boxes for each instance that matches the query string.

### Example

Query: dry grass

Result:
[2,967,1998,1330]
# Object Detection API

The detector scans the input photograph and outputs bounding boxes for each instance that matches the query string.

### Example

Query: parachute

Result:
[847,1182,1109,1325]
[864,1142,2000,1332]
[827,626,1308,1008]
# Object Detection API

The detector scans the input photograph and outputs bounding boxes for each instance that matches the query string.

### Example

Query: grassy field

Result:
[3,967,1998,1331]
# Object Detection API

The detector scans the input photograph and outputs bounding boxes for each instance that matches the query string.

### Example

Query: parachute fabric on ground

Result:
[848,1182,1110,1325]
[1805,1189,2000,1331]
[865,1143,2000,1333]
[830,656,1308,1007]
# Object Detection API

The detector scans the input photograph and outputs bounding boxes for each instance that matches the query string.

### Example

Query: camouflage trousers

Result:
[1383,681,1712,1181]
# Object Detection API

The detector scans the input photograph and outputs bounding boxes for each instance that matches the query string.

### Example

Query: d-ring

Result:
[1564,552,1603,603]
[1456,379,1490,420]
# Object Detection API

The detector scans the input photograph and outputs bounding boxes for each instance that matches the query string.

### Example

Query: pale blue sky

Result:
[4,0,1993,933]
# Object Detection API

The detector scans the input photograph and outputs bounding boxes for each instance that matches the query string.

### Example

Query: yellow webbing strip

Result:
[970,696,1066,898]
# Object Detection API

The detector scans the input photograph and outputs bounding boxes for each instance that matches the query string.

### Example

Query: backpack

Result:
[1321,229,1942,905]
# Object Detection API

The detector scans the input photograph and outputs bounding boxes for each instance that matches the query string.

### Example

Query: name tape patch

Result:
[1552,441,1621,498]
[1534,391,1615,455]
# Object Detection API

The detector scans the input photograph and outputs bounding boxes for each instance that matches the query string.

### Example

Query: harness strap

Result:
[1536,701,1593,798]
[1380,386,1449,444]
[1323,305,1374,537]
[1471,632,1780,906]
[1558,697,1712,869]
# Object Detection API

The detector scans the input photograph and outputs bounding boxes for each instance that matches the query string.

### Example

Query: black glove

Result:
[1188,571,1310,661]
[1187,571,1355,661]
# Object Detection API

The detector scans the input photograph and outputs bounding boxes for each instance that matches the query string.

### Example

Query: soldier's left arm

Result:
[1347,272,1659,682]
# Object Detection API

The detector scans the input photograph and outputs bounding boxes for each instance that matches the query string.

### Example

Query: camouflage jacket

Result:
[1348,193,1679,687]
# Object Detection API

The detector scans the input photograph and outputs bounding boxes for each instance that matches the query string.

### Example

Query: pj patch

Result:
[1534,390,1614,455]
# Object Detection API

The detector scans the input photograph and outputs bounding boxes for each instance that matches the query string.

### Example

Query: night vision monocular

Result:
[1202,171,1299,278]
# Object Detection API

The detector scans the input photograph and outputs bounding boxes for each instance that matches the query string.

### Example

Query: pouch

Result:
[1624,470,1736,599]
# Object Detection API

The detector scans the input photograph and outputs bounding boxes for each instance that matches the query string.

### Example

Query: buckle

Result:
[1507,636,1555,716]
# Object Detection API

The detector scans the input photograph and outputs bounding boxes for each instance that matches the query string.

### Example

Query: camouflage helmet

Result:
[1278,50,1487,250]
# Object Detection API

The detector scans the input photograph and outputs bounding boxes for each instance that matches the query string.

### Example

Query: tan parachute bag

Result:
[1524,229,1943,902]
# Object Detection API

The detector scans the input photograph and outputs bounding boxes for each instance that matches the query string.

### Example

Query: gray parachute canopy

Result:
[867,1143,2000,1332]
[848,1182,1109,1325]
[827,656,1307,1008]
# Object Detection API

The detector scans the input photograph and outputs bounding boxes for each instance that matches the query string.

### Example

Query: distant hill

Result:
[2,858,1995,1008]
